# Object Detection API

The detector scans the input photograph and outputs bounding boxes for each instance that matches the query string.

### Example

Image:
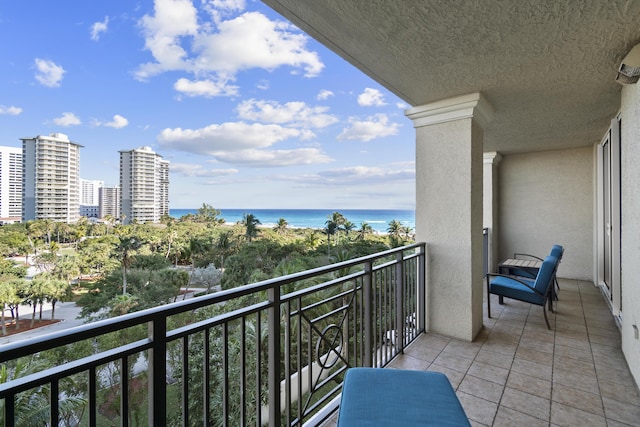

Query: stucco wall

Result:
[620,81,640,389]
[498,148,593,280]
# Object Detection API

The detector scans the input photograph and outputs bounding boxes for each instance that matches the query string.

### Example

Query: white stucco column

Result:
[406,93,493,341]
[483,151,502,274]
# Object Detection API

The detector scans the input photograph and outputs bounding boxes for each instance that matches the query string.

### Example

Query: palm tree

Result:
[242,213,261,242]
[115,236,141,295]
[40,219,54,246]
[357,222,374,240]
[387,219,403,237]
[110,293,139,316]
[387,219,403,247]
[103,214,115,234]
[0,279,18,335]
[324,220,338,255]
[401,225,415,241]
[304,231,321,250]
[326,211,347,245]
[44,276,72,320]
[215,230,236,269]
[274,218,288,235]
[342,220,356,241]
[54,222,72,243]
[24,220,45,261]
[73,217,88,249]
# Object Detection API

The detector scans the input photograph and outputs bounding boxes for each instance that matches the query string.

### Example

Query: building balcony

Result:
[0,244,637,426]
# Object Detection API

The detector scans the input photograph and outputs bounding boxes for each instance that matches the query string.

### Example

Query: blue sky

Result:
[0,0,415,210]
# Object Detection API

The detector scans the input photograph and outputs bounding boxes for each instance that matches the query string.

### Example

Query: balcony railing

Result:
[0,243,425,426]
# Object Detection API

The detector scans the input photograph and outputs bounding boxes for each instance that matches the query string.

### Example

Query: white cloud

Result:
[272,165,414,186]
[157,121,302,154]
[202,0,246,22]
[34,58,65,87]
[272,165,415,188]
[193,12,323,77]
[101,114,129,128]
[337,114,400,142]
[53,112,81,127]
[357,88,386,107]
[174,77,239,97]
[91,16,109,41]
[206,0,245,11]
[0,105,22,115]
[396,101,408,109]
[317,90,334,100]
[319,166,414,184]
[136,0,199,79]
[171,162,238,177]
[236,99,338,128]
[135,3,324,95]
[214,148,332,167]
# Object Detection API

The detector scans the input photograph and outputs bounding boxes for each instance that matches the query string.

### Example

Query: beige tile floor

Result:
[324,279,640,426]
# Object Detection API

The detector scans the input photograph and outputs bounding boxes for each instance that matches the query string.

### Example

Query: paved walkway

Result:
[0,301,84,345]
[0,287,208,346]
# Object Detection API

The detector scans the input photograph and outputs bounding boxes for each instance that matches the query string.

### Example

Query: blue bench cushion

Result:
[337,368,470,426]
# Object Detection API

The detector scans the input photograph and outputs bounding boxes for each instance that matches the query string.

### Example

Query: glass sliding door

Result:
[599,117,622,316]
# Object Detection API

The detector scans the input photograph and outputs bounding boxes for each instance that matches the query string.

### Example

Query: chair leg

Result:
[499,295,504,305]
[486,278,491,318]
[542,305,551,330]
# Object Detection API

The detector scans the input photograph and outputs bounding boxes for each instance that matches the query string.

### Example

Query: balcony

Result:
[0,244,423,426]
[323,278,640,426]
[1,243,638,426]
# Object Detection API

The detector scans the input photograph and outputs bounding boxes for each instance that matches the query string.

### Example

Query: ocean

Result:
[169,208,415,234]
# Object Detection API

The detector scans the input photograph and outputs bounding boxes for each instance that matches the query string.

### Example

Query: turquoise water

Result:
[170,208,415,233]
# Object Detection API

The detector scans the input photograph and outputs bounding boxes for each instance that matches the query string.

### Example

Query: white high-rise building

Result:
[119,146,169,224]
[98,186,120,220]
[80,178,103,206]
[21,133,82,223]
[80,178,103,219]
[0,146,23,223]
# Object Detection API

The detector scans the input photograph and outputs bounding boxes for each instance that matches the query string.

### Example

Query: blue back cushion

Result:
[534,256,558,293]
[550,244,563,259]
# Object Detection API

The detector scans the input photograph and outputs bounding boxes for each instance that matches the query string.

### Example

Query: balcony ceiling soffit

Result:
[262,0,640,154]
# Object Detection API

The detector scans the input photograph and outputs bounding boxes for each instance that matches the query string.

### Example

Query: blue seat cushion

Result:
[489,276,545,306]
[337,368,470,426]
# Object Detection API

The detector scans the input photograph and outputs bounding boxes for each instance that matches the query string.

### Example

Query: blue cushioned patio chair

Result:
[486,255,559,329]
[511,244,564,300]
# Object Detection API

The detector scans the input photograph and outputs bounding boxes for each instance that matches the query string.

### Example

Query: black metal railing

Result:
[0,243,426,426]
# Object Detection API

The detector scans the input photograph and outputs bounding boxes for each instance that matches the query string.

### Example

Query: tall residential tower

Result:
[21,133,82,223]
[119,146,169,224]
[0,146,23,223]
[80,178,104,218]
[98,186,120,220]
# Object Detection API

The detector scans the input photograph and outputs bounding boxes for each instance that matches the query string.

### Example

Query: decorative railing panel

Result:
[0,243,425,426]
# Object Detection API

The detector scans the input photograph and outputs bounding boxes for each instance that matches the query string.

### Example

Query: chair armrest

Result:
[485,273,544,296]
[513,253,544,262]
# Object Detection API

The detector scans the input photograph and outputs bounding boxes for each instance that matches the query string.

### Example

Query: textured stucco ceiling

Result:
[262,0,640,154]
